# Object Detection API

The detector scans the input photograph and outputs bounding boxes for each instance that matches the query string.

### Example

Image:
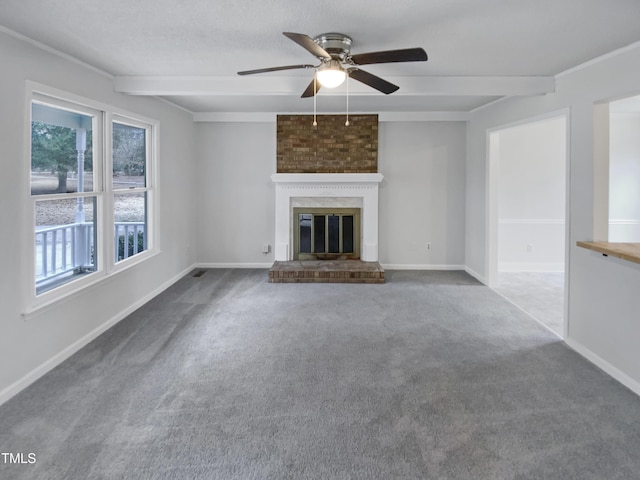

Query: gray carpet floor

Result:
[495,272,565,337]
[1,269,640,480]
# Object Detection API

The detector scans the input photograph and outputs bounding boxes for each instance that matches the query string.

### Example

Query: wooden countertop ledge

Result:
[577,241,640,265]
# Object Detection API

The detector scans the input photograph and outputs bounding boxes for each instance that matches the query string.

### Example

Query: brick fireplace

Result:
[270,114,384,282]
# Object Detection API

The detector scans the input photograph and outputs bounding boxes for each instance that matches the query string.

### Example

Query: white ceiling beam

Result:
[114,76,554,97]
[192,111,471,123]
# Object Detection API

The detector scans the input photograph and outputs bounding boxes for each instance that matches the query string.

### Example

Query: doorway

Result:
[487,114,569,338]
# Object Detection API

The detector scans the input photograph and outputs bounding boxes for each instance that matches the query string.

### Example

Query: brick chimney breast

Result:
[276,114,378,173]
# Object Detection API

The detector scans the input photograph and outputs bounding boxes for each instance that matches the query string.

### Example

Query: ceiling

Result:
[2,0,640,115]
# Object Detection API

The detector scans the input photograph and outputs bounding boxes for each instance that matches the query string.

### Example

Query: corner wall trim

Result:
[193,112,276,123]
[0,264,196,407]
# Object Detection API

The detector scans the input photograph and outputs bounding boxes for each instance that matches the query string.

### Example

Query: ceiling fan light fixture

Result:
[316,60,346,88]
[238,32,428,97]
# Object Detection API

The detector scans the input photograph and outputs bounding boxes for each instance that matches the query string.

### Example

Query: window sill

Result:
[23,249,160,320]
[577,241,640,265]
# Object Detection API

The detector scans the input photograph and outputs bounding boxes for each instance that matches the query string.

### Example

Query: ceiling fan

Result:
[237,32,428,97]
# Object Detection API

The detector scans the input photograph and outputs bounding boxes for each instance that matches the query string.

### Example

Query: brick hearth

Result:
[268,260,385,284]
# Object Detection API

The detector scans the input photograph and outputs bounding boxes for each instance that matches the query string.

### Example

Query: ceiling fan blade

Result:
[238,64,315,75]
[283,32,332,59]
[301,77,322,98]
[350,47,428,65]
[348,68,399,94]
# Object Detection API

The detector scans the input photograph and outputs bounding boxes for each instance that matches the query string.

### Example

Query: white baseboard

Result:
[381,264,465,271]
[196,263,272,269]
[499,262,564,272]
[565,338,640,398]
[464,266,487,285]
[0,263,197,407]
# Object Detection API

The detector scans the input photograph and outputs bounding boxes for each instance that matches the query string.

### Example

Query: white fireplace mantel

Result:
[271,173,384,262]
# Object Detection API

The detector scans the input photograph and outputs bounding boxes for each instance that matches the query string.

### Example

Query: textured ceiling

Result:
[2,0,640,114]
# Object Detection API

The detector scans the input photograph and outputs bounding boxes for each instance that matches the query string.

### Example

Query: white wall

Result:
[466,43,640,393]
[497,117,566,272]
[378,122,466,268]
[193,120,467,268]
[0,31,197,403]
[194,122,276,266]
[609,112,640,241]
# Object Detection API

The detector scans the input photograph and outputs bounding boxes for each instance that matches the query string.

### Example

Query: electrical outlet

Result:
[526,243,533,253]
[426,242,432,251]
[262,244,270,254]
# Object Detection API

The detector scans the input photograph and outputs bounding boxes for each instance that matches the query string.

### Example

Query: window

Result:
[28,89,157,310]
[112,120,151,262]
[31,101,100,295]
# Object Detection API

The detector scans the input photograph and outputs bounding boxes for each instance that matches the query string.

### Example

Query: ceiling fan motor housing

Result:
[313,33,353,61]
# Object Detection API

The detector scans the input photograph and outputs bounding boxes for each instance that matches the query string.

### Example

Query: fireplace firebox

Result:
[293,208,361,260]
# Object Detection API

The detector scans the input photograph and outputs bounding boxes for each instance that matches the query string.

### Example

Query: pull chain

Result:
[345,72,350,126]
[313,74,318,127]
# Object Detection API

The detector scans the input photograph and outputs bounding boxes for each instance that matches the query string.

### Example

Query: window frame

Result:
[108,113,158,273]
[24,83,159,315]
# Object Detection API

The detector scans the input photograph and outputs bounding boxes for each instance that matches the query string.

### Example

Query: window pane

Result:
[314,215,325,253]
[343,215,354,253]
[299,214,311,253]
[31,103,94,195]
[35,197,97,294]
[328,215,340,253]
[114,192,147,262]
[113,123,146,188]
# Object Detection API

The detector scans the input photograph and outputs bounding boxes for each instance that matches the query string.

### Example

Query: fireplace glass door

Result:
[294,208,360,260]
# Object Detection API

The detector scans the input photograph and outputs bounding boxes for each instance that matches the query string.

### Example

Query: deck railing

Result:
[36,222,145,287]
[114,222,147,260]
